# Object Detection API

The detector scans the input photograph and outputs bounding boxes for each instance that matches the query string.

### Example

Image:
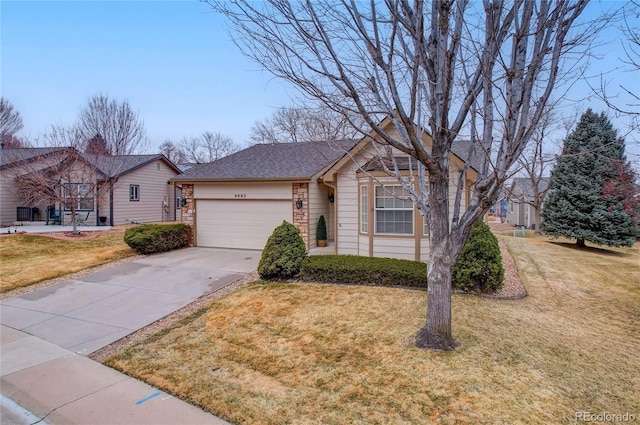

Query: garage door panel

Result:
[197,200,292,249]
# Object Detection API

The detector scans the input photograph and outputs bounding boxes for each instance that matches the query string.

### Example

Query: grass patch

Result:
[0,230,134,293]
[105,236,639,424]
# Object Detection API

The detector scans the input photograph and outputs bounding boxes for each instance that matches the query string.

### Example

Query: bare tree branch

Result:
[210,0,594,350]
[76,94,149,155]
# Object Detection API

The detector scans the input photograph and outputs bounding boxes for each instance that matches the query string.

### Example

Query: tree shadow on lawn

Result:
[547,240,635,258]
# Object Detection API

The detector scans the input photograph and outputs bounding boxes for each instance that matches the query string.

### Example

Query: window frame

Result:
[63,183,94,211]
[374,185,414,236]
[360,185,368,234]
[130,184,140,202]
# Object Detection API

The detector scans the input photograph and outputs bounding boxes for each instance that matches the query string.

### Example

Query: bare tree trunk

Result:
[577,238,586,248]
[415,167,459,350]
[534,208,543,235]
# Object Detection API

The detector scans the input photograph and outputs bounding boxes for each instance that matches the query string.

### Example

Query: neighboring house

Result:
[0,147,70,226]
[93,154,182,226]
[173,118,479,261]
[0,147,181,227]
[505,177,550,229]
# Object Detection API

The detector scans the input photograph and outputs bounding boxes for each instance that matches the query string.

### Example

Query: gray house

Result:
[506,177,550,229]
[0,147,181,227]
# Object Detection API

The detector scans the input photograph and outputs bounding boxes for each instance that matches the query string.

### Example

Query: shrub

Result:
[300,255,427,288]
[258,221,307,280]
[452,221,504,293]
[316,215,327,241]
[123,223,192,255]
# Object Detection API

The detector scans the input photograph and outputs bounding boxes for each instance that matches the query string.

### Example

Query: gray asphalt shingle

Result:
[174,140,356,181]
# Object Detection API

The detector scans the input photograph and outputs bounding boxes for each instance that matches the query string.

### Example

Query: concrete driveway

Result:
[0,247,260,355]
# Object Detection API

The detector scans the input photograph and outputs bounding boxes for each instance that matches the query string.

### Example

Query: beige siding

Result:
[0,174,17,226]
[358,237,370,256]
[373,238,415,260]
[334,140,477,261]
[420,239,431,262]
[195,182,291,199]
[112,160,179,225]
[309,182,332,247]
[336,166,360,255]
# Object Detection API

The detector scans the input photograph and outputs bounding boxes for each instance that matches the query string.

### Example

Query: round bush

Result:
[452,221,504,293]
[258,220,307,280]
[123,223,192,255]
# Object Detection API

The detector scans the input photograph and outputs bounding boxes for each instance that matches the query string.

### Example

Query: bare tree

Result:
[76,94,149,155]
[158,139,187,166]
[179,131,240,164]
[9,126,119,234]
[250,105,365,144]
[0,98,24,147]
[211,1,597,350]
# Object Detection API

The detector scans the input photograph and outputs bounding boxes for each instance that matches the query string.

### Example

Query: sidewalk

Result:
[1,325,230,425]
[0,247,261,425]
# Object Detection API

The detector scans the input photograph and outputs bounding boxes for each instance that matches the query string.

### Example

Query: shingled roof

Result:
[87,154,181,178]
[509,177,550,200]
[173,140,357,182]
[0,147,71,169]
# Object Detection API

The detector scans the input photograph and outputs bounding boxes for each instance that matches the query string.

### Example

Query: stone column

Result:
[180,184,194,226]
[292,182,309,248]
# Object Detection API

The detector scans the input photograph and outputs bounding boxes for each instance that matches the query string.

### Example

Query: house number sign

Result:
[234,194,247,198]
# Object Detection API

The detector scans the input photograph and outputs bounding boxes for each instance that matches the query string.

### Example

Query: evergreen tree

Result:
[541,109,637,247]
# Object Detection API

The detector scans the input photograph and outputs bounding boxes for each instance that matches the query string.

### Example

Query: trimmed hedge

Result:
[452,221,504,293]
[258,221,307,280]
[300,255,427,288]
[123,223,192,255]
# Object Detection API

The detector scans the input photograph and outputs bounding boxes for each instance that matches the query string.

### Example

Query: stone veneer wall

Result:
[180,184,194,226]
[293,182,309,248]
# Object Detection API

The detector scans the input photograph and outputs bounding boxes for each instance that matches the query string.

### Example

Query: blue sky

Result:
[1,0,638,165]
[1,0,294,148]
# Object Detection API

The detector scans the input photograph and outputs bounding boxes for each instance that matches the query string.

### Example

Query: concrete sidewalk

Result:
[1,326,230,425]
[1,247,261,425]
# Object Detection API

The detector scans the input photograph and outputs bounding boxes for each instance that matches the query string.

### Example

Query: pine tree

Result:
[541,109,638,247]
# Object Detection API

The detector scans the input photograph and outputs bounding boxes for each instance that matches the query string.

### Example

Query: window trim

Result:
[374,185,414,236]
[63,183,94,211]
[130,184,140,202]
[360,185,368,234]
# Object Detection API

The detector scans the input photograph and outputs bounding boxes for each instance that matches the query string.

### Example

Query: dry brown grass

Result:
[0,229,134,293]
[106,235,639,424]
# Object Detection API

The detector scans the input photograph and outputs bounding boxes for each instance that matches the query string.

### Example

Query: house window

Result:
[63,183,94,211]
[360,185,368,233]
[375,185,413,235]
[130,185,140,201]
[423,215,429,235]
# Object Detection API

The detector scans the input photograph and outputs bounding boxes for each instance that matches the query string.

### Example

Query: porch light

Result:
[296,198,303,210]
[328,193,335,203]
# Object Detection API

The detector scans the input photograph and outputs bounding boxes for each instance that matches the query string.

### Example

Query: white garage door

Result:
[197,200,292,250]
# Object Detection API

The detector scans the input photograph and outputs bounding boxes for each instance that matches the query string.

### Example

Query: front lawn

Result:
[0,229,134,293]
[105,236,639,424]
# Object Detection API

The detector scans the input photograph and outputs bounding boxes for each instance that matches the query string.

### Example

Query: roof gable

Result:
[509,177,550,199]
[88,154,181,178]
[173,140,356,182]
